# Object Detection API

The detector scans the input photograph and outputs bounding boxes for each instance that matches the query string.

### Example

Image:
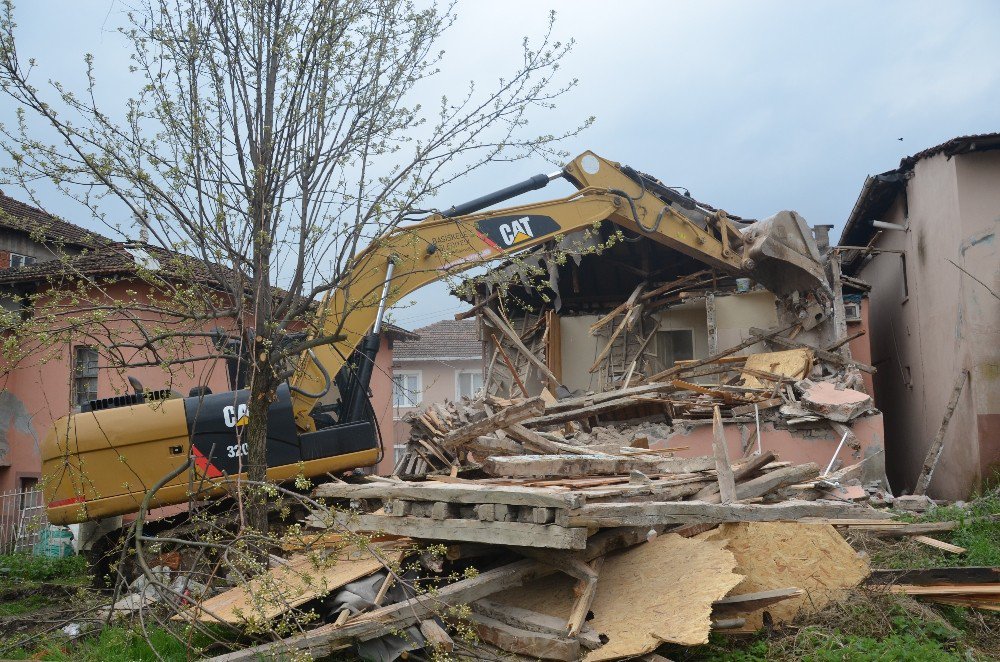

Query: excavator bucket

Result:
[740,210,830,296]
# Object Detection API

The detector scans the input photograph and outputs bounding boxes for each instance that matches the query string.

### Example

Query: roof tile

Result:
[394,318,480,360]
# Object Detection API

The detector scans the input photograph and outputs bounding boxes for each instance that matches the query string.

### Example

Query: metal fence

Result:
[0,488,47,554]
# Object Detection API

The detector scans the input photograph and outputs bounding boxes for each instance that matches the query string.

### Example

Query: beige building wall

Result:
[556,291,781,393]
[391,357,483,464]
[858,150,1000,498]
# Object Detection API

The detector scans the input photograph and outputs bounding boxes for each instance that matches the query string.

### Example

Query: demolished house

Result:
[393,208,887,493]
[121,172,999,662]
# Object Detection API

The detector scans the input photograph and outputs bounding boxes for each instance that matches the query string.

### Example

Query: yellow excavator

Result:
[41,150,828,529]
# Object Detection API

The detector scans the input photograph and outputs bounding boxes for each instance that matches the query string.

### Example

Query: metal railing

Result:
[0,488,47,554]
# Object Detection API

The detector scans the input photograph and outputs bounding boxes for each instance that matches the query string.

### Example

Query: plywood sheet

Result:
[703,522,868,630]
[741,349,812,389]
[493,534,743,659]
[179,540,409,624]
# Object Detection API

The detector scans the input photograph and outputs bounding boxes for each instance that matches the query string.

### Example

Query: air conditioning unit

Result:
[844,302,862,322]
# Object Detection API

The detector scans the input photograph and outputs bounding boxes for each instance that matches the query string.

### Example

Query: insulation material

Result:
[179,541,407,623]
[702,522,869,630]
[740,348,813,389]
[492,534,743,659]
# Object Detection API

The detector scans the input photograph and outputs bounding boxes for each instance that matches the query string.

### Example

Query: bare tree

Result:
[0,0,588,531]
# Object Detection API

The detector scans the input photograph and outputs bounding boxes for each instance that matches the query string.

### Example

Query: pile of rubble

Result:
[165,354,997,661]
[185,345,910,661]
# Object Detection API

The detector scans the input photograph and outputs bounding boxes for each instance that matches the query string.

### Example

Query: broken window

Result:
[456,370,484,399]
[654,329,694,371]
[73,346,99,406]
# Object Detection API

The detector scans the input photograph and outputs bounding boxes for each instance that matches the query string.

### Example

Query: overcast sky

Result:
[2,1,998,330]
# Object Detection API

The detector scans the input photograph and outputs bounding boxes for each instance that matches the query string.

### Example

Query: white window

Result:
[392,371,422,408]
[9,253,36,268]
[456,370,484,399]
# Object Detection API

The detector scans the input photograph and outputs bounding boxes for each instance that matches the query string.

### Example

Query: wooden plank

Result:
[912,535,966,554]
[590,300,644,373]
[491,333,530,398]
[525,397,641,427]
[206,560,554,662]
[886,584,1000,596]
[483,454,715,478]
[482,307,561,386]
[823,329,866,352]
[692,451,776,502]
[438,397,544,450]
[505,423,594,456]
[712,406,736,504]
[914,370,969,495]
[314,478,582,509]
[468,612,581,661]
[177,542,406,624]
[419,619,454,653]
[567,500,885,528]
[712,587,804,615]
[866,567,1000,586]
[546,310,563,388]
[540,382,675,414]
[472,599,605,651]
[335,512,588,549]
[861,521,959,537]
[924,596,1000,612]
[730,397,782,416]
[567,556,604,637]
[590,281,645,334]
[639,269,712,302]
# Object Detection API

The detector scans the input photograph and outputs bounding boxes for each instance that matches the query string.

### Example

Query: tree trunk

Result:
[243,363,277,535]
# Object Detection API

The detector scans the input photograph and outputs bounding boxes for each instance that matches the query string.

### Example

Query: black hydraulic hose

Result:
[288,349,332,399]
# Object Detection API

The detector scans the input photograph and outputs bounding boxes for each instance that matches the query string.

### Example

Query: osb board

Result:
[741,349,813,389]
[702,522,868,630]
[178,540,408,624]
[492,534,743,659]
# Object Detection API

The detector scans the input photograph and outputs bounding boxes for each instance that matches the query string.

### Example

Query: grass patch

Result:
[660,590,998,661]
[3,626,215,661]
[0,593,51,617]
[855,489,1000,570]
[0,553,90,583]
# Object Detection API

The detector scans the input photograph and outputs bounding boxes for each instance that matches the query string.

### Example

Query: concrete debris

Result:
[893,494,937,513]
[798,380,873,422]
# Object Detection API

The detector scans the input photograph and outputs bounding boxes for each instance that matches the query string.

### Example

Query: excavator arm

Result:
[289,151,760,428]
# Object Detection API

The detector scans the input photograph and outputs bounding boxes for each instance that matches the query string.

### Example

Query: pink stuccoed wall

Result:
[859,150,1000,498]
[0,281,398,491]
[651,413,886,480]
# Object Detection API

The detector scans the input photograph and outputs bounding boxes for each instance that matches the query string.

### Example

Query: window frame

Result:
[73,345,99,407]
[9,253,36,268]
[653,328,696,372]
[455,369,484,400]
[392,370,422,412]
